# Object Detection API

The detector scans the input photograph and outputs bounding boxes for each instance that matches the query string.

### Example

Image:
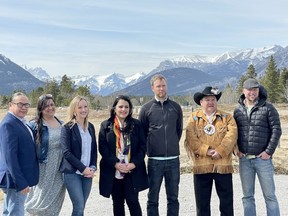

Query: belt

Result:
[244,154,257,159]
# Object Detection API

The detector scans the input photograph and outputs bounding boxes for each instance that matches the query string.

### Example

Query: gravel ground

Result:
[1,173,287,215]
[62,173,287,215]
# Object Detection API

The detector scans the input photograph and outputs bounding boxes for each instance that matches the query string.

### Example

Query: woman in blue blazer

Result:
[98,95,148,216]
[60,96,97,216]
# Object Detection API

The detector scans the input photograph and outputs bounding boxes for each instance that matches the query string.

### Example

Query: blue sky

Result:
[1,0,288,77]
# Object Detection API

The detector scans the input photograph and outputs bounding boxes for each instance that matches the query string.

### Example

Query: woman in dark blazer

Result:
[60,96,97,216]
[98,95,148,216]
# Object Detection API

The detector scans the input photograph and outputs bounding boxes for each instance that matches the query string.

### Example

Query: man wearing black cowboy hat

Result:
[185,86,237,216]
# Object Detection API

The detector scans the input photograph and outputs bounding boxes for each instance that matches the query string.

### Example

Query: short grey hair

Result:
[10,92,27,102]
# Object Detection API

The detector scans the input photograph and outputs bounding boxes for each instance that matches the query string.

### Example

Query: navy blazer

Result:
[98,117,149,198]
[59,122,97,173]
[0,112,39,191]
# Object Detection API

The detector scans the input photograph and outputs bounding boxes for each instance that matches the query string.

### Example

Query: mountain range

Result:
[22,66,146,95]
[1,45,288,96]
[0,55,43,95]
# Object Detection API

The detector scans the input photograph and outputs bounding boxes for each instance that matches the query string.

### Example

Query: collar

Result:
[196,109,222,119]
[203,111,216,124]
[154,96,168,103]
[244,98,258,108]
[8,111,26,123]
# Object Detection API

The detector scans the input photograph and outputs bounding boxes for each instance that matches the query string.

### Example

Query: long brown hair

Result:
[34,94,55,144]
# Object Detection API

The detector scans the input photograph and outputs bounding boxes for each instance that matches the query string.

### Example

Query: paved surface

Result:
[1,173,287,215]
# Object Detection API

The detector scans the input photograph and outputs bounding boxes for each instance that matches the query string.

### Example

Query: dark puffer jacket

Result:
[233,86,282,155]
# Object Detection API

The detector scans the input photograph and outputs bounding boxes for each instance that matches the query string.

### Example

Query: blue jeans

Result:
[2,188,27,216]
[239,157,280,216]
[63,173,93,216]
[147,158,180,216]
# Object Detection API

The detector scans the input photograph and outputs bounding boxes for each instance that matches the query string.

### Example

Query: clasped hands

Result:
[115,162,136,174]
[82,167,96,178]
[207,148,221,160]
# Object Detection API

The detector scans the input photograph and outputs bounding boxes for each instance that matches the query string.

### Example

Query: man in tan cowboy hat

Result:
[185,86,238,216]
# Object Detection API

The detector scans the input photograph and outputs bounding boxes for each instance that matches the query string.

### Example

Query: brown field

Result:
[0,103,287,200]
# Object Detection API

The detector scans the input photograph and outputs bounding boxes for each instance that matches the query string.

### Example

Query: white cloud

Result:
[0,0,288,77]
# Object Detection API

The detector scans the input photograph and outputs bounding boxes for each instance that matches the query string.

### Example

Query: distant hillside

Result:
[0,55,44,95]
[2,44,288,96]
[115,45,288,95]
[113,67,223,96]
[149,45,288,78]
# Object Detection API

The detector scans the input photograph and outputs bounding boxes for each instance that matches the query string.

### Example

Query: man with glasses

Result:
[0,92,39,216]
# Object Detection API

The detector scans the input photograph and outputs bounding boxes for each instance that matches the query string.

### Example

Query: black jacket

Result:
[138,98,183,157]
[98,118,148,198]
[59,122,97,173]
[233,86,282,155]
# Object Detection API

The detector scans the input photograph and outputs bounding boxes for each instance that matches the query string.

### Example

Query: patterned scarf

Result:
[113,116,131,179]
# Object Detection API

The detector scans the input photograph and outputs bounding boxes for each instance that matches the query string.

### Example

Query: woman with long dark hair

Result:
[25,94,66,216]
[98,95,148,216]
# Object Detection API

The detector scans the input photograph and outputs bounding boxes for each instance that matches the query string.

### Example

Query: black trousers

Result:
[194,173,233,216]
[111,175,142,216]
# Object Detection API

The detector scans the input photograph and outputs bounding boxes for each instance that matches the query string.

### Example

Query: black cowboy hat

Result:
[193,86,222,105]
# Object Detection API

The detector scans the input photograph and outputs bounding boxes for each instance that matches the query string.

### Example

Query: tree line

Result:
[236,56,288,103]
[0,55,288,109]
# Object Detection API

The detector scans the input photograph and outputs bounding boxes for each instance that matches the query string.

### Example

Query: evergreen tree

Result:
[43,79,61,105]
[0,95,10,108]
[95,99,101,111]
[246,64,257,78]
[279,67,288,102]
[237,75,247,95]
[75,85,91,97]
[262,56,281,103]
[237,64,257,95]
[59,75,75,106]
[29,87,44,106]
[221,84,238,104]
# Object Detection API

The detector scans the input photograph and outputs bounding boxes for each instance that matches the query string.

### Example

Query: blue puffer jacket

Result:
[233,86,282,155]
[29,117,63,163]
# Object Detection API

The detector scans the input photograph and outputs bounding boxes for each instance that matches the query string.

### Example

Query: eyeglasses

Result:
[11,102,31,108]
[39,94,53,100]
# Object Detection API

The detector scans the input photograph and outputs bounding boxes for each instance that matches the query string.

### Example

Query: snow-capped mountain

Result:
[0,55,43,95]
[120,45,288,95]
[3,44,288,96]
[51,72,146,95]
[150,45,287,77]
[22,65,51,81]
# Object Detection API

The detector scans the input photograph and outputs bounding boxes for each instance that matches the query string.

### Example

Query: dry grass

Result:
[1,103,287,200]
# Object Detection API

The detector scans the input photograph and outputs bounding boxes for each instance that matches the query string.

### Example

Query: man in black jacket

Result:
[233,78,282,216]
[139,74,183,216]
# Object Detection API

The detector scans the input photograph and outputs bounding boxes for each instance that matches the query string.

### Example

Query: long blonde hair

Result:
[63,96,90,129]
